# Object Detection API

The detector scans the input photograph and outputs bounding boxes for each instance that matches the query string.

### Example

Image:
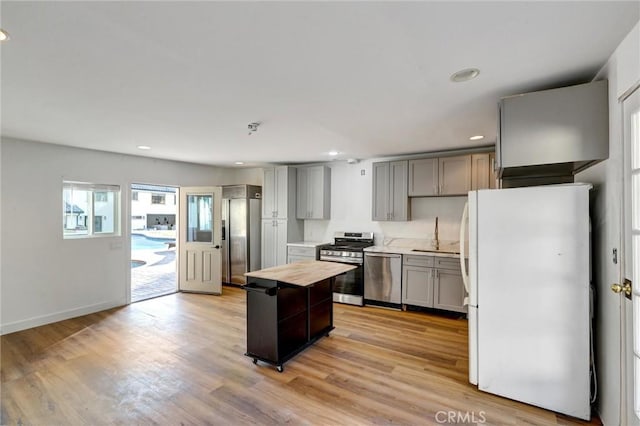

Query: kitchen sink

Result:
[411,248,460,254]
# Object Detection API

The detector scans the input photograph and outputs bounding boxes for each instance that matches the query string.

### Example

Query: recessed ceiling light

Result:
[235,161,244,165]
[450,68,480,83]
[469,135,484,141]
[0,30,10,42]
[137,145,151,150]
[328,151,339,156]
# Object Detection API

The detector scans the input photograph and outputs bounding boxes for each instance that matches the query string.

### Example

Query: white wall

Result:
[0,138,246,334]
[304,160,467,244]
[576,21,639,426]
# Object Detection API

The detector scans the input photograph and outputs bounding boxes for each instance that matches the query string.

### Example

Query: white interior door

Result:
[179,186,222,294]
[623,86,640,425]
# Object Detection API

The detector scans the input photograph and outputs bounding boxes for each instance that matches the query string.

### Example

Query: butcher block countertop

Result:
[244,260,356,287]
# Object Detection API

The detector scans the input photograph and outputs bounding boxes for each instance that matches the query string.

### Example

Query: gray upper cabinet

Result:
[498,80,608,177]
[439,155,471,195]
[489,153,498,189]
[471,153,499,190]
[409,154,473,196]
[471,154,490,190]
[262,167,276,217]
[372,160,409,221]
[296,165,331,220]
[262,166,297,219]
[408,158,438,196]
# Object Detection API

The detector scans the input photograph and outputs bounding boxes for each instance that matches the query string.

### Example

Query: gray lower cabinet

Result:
[402,265,434,307]
[402,254,467,313]
[433,268,466,313]
[287,245,317,264]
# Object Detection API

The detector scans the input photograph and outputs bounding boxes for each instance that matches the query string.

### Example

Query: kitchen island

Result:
[243,260,356,372]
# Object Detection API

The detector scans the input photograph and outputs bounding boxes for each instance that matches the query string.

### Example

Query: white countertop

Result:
[286,241,330,248]
[364,238,467,259]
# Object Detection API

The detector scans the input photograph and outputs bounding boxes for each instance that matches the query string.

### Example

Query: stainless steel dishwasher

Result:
[364,252,402,309]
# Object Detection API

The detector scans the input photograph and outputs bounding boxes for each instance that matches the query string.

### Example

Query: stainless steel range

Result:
[319,232,374,306]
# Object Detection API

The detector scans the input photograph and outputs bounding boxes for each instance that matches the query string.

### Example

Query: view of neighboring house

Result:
[130,184,177,231]
[63,184,118,236]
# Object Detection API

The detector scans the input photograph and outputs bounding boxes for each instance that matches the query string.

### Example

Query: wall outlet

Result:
[361,169,365,176]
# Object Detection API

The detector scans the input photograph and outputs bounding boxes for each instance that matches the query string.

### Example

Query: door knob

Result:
[611,278,632,299]
[213,245,221,249]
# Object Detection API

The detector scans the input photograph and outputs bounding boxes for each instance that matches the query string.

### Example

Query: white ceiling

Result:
[1,1,638,167]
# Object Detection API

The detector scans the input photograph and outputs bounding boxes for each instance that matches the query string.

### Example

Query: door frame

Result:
[621,82,640,425]
[126,182,180,304]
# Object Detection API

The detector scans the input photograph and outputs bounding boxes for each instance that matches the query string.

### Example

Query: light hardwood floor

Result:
[1,287,601,425]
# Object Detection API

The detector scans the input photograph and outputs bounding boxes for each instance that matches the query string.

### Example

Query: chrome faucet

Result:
[433,216,439,250]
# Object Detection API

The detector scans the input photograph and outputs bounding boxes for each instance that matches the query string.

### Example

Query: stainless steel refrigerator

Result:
[461,183,591,420]
[222,185,262,285]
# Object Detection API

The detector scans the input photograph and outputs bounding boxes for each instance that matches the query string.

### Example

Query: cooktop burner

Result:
[325,243,371,251]
[322,231,375,252]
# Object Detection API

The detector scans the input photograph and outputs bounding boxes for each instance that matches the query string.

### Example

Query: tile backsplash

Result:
[304,195,468,245]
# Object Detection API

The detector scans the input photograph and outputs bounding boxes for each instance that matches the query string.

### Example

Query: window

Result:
[132,191,139,201]
[151,194,165,205]
[63,182,120,238]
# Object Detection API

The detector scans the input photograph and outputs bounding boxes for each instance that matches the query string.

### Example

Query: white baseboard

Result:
[0,299,127,335]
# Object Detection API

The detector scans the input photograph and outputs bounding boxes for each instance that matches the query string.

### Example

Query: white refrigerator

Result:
[462,183,591,420]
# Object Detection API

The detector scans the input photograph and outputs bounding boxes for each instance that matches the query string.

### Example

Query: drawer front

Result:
[287,246,316,257]
[288,255,314,264]
[434,257,462,271]
[403,255,434,267]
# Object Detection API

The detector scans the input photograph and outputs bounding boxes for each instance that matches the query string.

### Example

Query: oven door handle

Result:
[320,257,363,265]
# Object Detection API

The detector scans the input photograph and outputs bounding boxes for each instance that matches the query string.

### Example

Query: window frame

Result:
[63,181,121,239]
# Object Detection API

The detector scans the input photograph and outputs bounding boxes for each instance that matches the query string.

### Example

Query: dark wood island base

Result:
[243,261,356,372]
